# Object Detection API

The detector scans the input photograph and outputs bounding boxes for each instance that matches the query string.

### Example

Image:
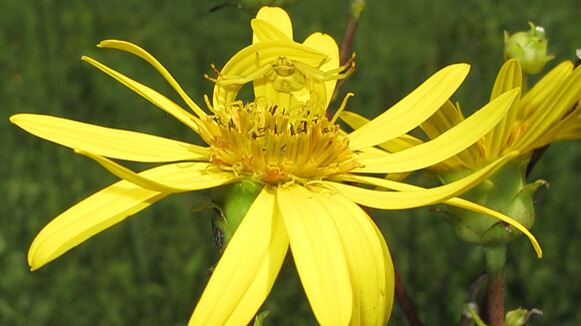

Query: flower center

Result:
[198,97,360,184]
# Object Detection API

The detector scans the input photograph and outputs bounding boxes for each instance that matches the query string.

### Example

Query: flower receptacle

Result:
[442,157,546,247]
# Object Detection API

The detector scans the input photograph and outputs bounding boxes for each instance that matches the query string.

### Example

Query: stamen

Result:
[331,92,355,125]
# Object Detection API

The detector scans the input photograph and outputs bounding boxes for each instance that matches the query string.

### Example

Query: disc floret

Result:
[199,97,360,184]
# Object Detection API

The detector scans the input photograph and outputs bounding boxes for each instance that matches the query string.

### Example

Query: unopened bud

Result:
[504,22,554,74]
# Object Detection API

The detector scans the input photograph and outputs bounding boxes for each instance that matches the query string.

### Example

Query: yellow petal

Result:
[420,101,479,168]
[75,150,238,192]
[303,32,341,108]
[252,6,293,43]
[96,40,207,118]
[313,190,394,325]
[356,89,519,173]
[10,114,208,162]
[445,197,542,258]
[514,64,581,152]
[486,59,522,158]
[212,41,328,110]
[28,180,168,270]
[28,162,239,270]
[277,184,353,325]
[518,61,573,120]
[251,19,293,43]
[347,63,470,150]
[190,186,289,325]
[327,152,517,209]
[81,56,202,133]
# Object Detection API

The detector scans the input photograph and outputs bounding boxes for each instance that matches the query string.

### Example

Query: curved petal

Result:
[514,64,581,152]
[334,172,541,258]
[326,152,517,209]
[190,186,289,325]
[252,6,293,43]
[485,59,522,159]
[355,89,519,173]
[518,61,573,120]
[212,41,329,110]
[96,40,207,118]
[75,151,239,192]
[341,110,423,152]
[81,56,202,133]
[303,32,341,108]
[313,190,394,325]
[27,162,239,270]
[28,180,168,270]
[277,184,353,325]
[445,197,542,258]
[10,114,208,162]
[347,64,470,150]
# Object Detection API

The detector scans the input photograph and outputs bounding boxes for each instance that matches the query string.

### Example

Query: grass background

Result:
[2,0,580,324]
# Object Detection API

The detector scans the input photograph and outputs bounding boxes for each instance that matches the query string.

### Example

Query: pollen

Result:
[197,97,360,184]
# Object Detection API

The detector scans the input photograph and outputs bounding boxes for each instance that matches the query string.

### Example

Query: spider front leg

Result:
[294,52,357,82]
[204,53,275,86]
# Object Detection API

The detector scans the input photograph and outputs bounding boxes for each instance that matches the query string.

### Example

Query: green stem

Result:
[328,0,365,113]
[482,245,506,326]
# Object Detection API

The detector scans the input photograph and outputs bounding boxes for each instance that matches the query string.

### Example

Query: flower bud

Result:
[504,22,554,74]
[505,307,543,326]
[212,179,263,251]
[441,157,546,247]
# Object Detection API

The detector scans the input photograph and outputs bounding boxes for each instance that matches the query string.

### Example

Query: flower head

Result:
[10,6,541,325]
[343,56,581,248]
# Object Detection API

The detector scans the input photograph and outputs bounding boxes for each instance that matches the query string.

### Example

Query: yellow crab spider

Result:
[206,53,356,93]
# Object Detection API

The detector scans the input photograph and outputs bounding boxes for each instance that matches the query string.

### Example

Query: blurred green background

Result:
[2,0,580,325]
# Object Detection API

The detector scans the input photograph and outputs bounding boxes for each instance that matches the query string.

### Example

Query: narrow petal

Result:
[326,152,517,210]
[514,64,581,152]
[277,184,353,325]
[303,32,341,108]
[334,173,541,257]
[190,187,289,325]
[420,101,479,168]
[341,110,423,152]
[28,162,239,270]
[10,114,208,162]
[518,61,573,120]
[252,6,293,43]
[485,59,522,158]
[251,19,293,43]
[81,56,202,133]
[28,180,168,270]
[355,89,519,173]
[445,197,542,258]
[212,41,329,110]
[347,64,470,150]
[96,40,207,118]
[75,150,238,192]
[77,152,239,192]
[313,190,394,325]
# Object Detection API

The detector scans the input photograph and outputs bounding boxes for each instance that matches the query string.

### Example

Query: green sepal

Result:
[442,156,545,247]
[212,179,263,251]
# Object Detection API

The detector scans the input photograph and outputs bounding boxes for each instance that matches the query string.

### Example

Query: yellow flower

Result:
[10,6,541,326]
[342,57,580,247]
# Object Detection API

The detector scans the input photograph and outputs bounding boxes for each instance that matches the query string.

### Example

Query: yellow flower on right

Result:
[342,58,581,247]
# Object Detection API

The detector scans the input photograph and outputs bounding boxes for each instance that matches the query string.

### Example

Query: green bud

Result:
[505,308,528,326]
[504,22,554,74]
[252,310,270,326]
[441,157,547,247]
[505,308,543,326]
[212,179,263,251]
